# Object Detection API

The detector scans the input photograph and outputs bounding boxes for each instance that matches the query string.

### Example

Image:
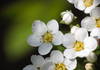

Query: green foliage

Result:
[94,46,100,55]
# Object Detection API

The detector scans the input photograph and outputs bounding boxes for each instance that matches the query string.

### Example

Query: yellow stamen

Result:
[96,19,100,28]
[42,32,53,43]
[83,0,94,7]
[55,64,67,70]
[74,41,84,51]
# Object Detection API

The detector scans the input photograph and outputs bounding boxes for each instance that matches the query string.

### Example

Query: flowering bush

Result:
[23,0,100,70]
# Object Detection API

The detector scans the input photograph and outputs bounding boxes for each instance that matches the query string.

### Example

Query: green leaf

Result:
[94,46,100,55]
[53,45,66,52]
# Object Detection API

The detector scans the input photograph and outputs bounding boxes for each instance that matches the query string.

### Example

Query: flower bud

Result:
[61,10,76,24]
[85,63,94,70]
[86,52,97,63]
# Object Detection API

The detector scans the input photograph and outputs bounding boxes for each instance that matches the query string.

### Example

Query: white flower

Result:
[63,27,97,59]
[41,50,77,70]
[28,19,63,55]
[67,0,100,13]
[61,10,76,24]
[86,52,97,63]
[23,55,45,70]
[81,7,100,31]
[81,7,100,38]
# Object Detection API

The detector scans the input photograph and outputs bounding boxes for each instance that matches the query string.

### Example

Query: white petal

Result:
[93,0,100,7]
[38,43,53,55]
[71,26,79,34]
[74,0,86,11]
[84,37,97,51]
[64,58,77,70]
[27,34,42,47]
[50,50,64,64]
[81,17,96,31]
[86,52,97,63]
[31,55,45,67]
[75,28,88,42]
[45,57,52,63]
[64,49,76,59]
[90,7,100,19]
[32,20,47,35]
[41,62,55,70]
[76,49,90,58]
[67,0,75,4]
[23,65,37,70]
[52,31,63,45]
[63,33,76,48]
[85,5,95,14]
[90,28,100,38]
[47,20,59,34]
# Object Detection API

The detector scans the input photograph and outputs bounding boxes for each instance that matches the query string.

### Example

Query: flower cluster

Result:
[23,0,100,70]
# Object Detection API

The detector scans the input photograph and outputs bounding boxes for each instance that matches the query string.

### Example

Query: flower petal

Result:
[32,20,47,35]
[50,50,64,64]
[76,49,90,58]
[75,28,88,42]
[27,34,42,47]
[52,31,63,45]
[81,17,96,31]
[71,26,79,34]
[74,0,86,11]
[38,43,53,55]
[64,58,77,70]
[85,5,95,14]
[47,20,59,34]
[31,55,45,67]
[64,49,76,59]
[67,0,75,4]
[63,33,75,48]
[84,37,97,51]
[90,7,100,19]
[45,57,52,63]
[23,65,37,70]
[90,28,100,38]
[41,62,55,70]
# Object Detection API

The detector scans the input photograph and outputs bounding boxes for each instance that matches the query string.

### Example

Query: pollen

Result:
[74,41,84,51]
[55,63,67,70]
[96,18,100,28]
[42,32,53,43]
[83,0,94,7]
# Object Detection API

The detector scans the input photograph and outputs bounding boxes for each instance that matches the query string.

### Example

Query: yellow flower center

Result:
[55,64,67,70]
[74,41,84,51]
[83,0,94,7]
[96,18,100,28]
[42,32,53,43]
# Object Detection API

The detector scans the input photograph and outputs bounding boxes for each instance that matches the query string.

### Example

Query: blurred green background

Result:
[0,0,100,70]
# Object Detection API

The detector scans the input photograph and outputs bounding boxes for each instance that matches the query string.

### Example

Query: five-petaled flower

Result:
[41,50,77,70]
[27,19,63,55]
[63,26,97,59]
